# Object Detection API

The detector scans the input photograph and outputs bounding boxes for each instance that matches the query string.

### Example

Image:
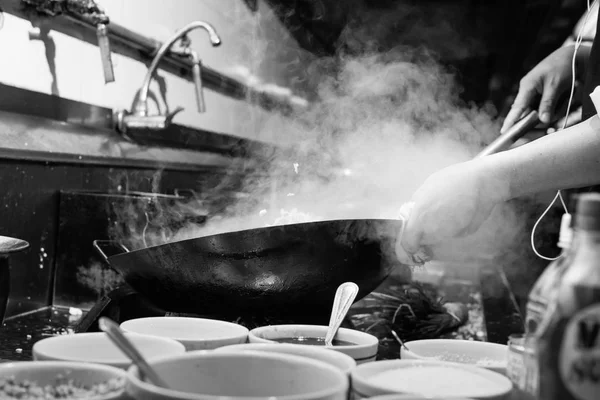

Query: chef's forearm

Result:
[476,115,600,200]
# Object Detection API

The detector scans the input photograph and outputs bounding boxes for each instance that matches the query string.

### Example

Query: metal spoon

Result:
[324,282,359,346]
[98,317,170,388]
[391,329,411,352]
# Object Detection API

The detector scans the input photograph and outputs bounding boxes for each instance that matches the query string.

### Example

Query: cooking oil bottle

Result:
[525,209,574,335]
[535,193,600,400]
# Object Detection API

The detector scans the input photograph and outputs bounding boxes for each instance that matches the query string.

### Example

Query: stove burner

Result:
[76,285,355,332]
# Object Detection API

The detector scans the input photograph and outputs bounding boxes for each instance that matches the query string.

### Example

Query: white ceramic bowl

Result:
[351,359,513,400]
[400,339,508,375]
[120,317,249,351]
[0,361,127,400]
[126,349,349,400]
[214,342,356,375]
[369,396,474,400]
[33,332,186,369]
[248,324,379,364]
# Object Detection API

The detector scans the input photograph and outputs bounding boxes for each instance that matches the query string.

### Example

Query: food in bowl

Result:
[0,361,127,400]
[351,360,512,399]
[0,375,124,399]
[370,366,498,397]
[272,336,356,346]
[249,324,379,364]
[400,339,508,374]
[427,352,502,367]
[368,396,474,400]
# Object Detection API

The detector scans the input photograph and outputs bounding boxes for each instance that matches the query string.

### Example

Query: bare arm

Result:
[397,114,600,264]
[480,115,600,200]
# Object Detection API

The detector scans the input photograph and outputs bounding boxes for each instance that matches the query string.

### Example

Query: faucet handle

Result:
[96,24,115,83]
[189,50,205,113]
[170,48,205,113]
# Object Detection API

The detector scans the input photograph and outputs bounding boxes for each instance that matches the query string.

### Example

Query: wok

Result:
[94,219,403,317]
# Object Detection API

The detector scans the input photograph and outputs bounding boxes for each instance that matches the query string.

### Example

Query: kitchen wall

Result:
[0,0,315,146]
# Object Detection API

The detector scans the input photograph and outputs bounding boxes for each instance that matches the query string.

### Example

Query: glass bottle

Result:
[525,210,574,335]
[535,193,600,400]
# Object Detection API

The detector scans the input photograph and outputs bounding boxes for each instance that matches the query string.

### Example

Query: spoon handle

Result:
[325,282,359,346]
[98,317,170,388]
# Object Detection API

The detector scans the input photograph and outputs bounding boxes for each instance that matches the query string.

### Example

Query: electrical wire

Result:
[530,0,597,261]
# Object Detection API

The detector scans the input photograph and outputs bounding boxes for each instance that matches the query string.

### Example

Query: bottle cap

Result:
[575,193,600,230]
[558,213,573,249]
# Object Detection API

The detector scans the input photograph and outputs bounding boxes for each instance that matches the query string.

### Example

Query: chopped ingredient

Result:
[423,351,505,367]
[369,366,503,397]
[267,208,318,226]
[0,375,125,399]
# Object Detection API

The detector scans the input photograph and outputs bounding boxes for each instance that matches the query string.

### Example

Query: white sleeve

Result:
[590,85,600,114]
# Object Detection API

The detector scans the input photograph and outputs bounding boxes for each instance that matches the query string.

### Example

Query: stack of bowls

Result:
[14,316,516,400]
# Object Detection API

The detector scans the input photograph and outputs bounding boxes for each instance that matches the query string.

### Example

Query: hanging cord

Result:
[530,0,597,261]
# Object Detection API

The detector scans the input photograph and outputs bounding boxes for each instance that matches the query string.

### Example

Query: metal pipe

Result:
[2,1,308,114]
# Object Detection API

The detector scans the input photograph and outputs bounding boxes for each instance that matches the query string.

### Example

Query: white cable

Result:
[530,0,597,261]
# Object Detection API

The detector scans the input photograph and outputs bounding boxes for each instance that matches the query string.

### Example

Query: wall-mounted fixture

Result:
[113,21,221,135]
[20,0,115,83]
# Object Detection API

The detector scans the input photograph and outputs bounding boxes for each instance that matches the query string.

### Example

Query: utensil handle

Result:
[476,110,540,158]
[98,317,170,388]
[325,282,359,345]
[93,240,130,262]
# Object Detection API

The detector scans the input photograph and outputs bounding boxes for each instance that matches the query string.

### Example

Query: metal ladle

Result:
[98,317,170,389]
[324,282,359,346]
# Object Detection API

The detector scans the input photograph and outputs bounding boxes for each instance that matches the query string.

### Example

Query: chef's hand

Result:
[396,161,507,264]
[547,106,582,133]
[501,46,575,133]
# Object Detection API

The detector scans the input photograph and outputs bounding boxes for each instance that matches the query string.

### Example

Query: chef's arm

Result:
[478,115,600,199]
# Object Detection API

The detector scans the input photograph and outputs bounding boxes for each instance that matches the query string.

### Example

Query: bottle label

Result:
[559,304,600,400]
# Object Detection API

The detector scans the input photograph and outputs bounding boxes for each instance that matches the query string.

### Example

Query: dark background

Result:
[254,0,586,113]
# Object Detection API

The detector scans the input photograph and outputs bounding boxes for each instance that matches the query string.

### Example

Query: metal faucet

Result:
[115,21,221,135]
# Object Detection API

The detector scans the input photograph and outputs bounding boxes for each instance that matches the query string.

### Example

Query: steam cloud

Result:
[110,2,548,272]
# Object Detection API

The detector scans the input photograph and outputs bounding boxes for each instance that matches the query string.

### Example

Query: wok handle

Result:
[476,110,540,158]
[93,240,130,262]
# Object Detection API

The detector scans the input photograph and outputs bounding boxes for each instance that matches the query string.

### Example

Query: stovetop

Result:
[0,263,521,363]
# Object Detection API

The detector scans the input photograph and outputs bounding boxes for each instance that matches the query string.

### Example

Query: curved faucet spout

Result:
[133,21,221,116]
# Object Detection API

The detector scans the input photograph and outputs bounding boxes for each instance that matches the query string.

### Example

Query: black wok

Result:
[94,219,403,317]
